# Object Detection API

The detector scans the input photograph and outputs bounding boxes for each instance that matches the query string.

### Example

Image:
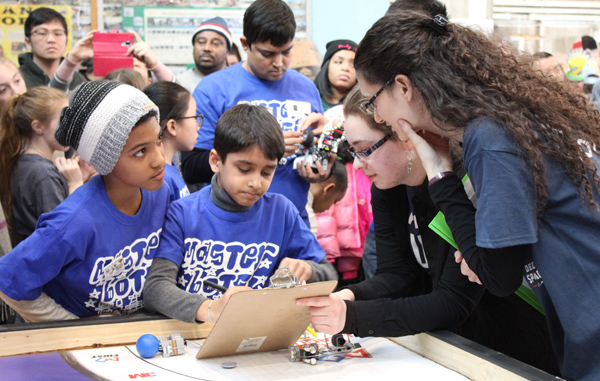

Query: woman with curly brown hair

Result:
[353,10,600,381]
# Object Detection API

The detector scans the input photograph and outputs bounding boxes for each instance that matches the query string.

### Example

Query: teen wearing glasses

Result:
[298,85,486,343]
[352,8,600,380]
[144,82,202,202]
[19,8,87,90]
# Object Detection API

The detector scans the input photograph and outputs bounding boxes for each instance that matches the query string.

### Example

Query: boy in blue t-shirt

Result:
[144,104,337,324]
[181,0,334,227]
[0,81,170,322]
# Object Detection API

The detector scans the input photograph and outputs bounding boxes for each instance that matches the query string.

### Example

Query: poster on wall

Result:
[112,0,307,66]
[0,2,91,64]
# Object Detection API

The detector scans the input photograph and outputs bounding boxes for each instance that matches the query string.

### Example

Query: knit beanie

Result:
[192,16,232,51]
[322,39,358,68]
[55,81,159,175]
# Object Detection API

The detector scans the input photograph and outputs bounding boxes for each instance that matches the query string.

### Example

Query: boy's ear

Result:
[24,37,31,51]
[30,120,44,135]
[165,119,177,137]
[240,36,250,52]
[209,149,222,173]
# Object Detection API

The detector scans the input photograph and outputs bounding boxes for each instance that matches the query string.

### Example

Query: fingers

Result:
[296,296,332,307]
[460,260,482,285]
[131,30,143,43]
[454,251,463,263]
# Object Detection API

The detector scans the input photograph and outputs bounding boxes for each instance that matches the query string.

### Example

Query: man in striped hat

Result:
[176,16,232,94]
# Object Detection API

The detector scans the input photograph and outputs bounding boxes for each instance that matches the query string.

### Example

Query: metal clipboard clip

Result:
[269,267,299,288]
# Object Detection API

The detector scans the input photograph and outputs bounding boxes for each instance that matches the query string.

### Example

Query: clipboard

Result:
[196,280,337,359]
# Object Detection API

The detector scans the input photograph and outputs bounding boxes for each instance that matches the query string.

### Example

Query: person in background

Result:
[227,42,242,66]
[0,58,27,114]
[105,69,148,90]
[144,82,199,202]
[0,87,81,247]
[176,17,232,93]
[532,52,566,82]
[19,8,87,90]
[314,40,357,112]
[307,162,348,235]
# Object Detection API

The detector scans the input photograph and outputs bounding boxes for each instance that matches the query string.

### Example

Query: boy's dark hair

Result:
[328,162,348,194]
[214,104,285,163]
[386,0,448,18]
[25,7,68,38]
[143,82,190,129]
[243,0,296,47]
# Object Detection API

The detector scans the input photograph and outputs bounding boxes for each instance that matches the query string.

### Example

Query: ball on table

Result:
[136,334,160,358]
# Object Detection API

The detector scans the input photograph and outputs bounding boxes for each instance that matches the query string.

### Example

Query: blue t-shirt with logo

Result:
[192,63,323,225]
[0,175,171,317]
[154,186,325,299]
[164,163,190,202]
[463,118,600,380]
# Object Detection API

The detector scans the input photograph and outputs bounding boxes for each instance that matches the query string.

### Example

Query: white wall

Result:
[311,0,390,57]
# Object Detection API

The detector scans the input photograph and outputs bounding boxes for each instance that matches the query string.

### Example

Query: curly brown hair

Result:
[354,10,600,215]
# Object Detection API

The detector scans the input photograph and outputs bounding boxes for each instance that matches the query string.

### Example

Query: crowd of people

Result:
[1,0,599,379]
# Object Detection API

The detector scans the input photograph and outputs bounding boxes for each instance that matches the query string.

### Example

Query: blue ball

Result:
[136,334,159,358]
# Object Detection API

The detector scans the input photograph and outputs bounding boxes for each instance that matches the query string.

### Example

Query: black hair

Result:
[386,0,448,18]
[582,35,598,51]
[24,7,68,38]
[328,162,348,193]
[314,59,333,99]
[533,51,553,59]
[243,0,296,47]
[335,140,354,165]
[214,104,285,163]
[135,110,158,128]
[143,82,191,129]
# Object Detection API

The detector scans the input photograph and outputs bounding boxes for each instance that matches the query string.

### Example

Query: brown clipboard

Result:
[195,280,337,359]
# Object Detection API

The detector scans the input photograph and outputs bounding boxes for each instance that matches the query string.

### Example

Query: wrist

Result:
[146,58,159,70]
[195,299,211,323]
[65,52,82,66]
[428,171,457,187]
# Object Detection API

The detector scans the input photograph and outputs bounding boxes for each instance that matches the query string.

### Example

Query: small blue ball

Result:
[136,334,159,358]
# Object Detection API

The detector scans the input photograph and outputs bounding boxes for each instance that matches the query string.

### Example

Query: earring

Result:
[406,149,415,174]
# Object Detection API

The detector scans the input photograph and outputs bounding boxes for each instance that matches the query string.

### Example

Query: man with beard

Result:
[175,17,232,94]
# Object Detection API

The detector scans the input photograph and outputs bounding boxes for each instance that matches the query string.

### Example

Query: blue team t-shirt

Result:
[155,186,325,300]
[463,118,600,380]
[192,63,323,225]
[0,175,171,317]
[164,163,190,202]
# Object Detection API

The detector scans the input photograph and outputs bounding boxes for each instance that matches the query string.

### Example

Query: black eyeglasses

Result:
[360,78,394,115]
[348,133,392,162]
[176,114,204,127]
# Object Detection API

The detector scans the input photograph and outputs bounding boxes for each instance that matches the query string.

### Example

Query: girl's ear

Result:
[322,182,336,195]
[30,120,45,135]
[165,119,178,138]
[394,74,413,102]
[208,149,222,173]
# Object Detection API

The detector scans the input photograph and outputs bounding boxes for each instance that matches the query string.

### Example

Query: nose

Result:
[152,142,165,168]
[273,53,283,67]
[248,172,262,189]
[373,107,385,124]
[352,156,365,171]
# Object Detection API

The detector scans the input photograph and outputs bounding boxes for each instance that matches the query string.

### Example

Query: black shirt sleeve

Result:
[428,175,530,297]
[180,148,214,184]
[342,184,485,338]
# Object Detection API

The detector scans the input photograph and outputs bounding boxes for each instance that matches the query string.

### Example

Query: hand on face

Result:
[278,257,313,283]
[397,119,453,178]
[296,293,347,335]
